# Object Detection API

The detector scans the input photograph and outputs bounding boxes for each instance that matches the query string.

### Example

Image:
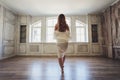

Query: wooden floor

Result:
[0,56,120,80]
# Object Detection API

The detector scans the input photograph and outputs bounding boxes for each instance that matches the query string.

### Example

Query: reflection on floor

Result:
[0,56,120,80]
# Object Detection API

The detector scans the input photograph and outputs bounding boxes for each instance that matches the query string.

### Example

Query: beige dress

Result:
[54,30,70,58]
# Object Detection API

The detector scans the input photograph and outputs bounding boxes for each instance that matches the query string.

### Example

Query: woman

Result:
[54,14,70,73]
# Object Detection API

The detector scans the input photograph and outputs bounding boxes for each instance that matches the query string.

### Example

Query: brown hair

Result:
[57,14,69,32]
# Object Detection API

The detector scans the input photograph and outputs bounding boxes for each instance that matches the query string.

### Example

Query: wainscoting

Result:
[18,43,102,56]
[113,46,120,59]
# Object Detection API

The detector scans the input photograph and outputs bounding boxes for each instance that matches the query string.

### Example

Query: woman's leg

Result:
[57,41,68,73]
[63,55,66,65]
[58,58,64,73]
[58,49,64,73]
[62,42,68,66]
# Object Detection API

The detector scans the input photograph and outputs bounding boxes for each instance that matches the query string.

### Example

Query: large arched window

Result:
[46,17,71,42]
[76,20,88,42]
[29,20,41,42]
[28,16,88,43]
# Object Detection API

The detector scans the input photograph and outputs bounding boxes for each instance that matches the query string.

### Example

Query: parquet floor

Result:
[0,56,120,80]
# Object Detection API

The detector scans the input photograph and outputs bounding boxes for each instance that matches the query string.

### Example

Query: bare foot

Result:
[61,69,64,74]
[61,66,64,74]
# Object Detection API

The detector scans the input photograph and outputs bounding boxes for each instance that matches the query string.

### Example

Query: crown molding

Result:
[0,0,18,14]
[111,0,119,6]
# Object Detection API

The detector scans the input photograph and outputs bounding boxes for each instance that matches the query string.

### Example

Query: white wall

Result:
[0,4,103,58]
[0,5,3,59]
[88,14,103,55]
[17,15,103,56]
[0,4,17,59]
[0,2,103,58]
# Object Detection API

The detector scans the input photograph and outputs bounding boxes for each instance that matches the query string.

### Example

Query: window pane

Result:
[53,19,57,25]
[66,17,71,26]
[32,28,41,42]
[76,19,88,42]
[34,23,41,27]
[46,17,71,42]
[32,21,41,27]
[47,18,57,26]
[76,20,86,27]
[47,35,56,42]
[29,21,41,42]
[47,28,54,34]
[48,19,53,26]
[47,18,56,42]
[76,28,85,42]
[46,27,55,42]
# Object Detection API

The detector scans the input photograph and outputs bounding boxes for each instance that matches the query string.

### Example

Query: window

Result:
[46,17,57,42]
[20,25,26,43]
[29,21,41,42]
[91,24,98,43]
[28,16,88,43]
[46,17,71,42]
[76,20,88,42]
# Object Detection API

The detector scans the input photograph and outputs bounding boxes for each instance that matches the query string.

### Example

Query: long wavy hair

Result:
[58,14,69,32]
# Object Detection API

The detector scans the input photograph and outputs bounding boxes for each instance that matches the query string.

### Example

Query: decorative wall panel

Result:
[4,46,14,55]
[66,44,74,54]
[113,48,120,59]
[101,0,120,59]
[44,44,57,54]
[29,45,39,52]
[20,44,26,53]
[92,45,101,53]
[77,45,88,52]
[4,22,14,40]
[3,40,14,46]
[2,8,16,57]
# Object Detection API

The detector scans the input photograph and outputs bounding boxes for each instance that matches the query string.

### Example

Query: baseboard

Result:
[16,54,103,57]
[0,54,16,60]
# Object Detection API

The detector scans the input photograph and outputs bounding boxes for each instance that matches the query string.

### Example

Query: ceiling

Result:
[0,0,117,16]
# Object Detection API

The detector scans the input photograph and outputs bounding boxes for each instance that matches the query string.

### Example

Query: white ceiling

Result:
[0,0,117,16]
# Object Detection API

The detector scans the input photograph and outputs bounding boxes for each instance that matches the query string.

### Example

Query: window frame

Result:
[75,20,88,42]
[46,17,71,43]
[29,20,42,43]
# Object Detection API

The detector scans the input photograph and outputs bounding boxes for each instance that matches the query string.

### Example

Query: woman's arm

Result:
[66,24,70,31]
[54,24,58,39]
[54,24,58,31]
